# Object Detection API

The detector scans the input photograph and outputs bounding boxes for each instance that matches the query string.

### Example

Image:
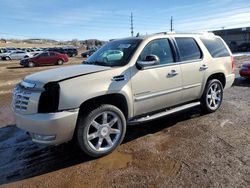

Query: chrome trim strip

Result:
[141,62,180,70]
[182,83,201,90]
[135,87,182,101]
[134,83,201,101]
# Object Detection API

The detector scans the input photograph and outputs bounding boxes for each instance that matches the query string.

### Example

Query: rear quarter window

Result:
[200,37,230,58]
[175,38,202,61]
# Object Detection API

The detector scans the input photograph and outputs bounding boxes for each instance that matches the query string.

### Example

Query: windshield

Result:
[85,39,142,67]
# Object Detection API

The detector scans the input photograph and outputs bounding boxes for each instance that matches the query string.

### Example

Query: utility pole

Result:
[130,12,134,37]
[170,16,173,32]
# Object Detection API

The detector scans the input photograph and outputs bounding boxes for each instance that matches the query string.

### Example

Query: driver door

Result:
[131,38,182,116]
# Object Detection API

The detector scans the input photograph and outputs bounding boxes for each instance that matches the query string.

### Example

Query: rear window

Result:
[200,37,230,58]
[175,38,202,61]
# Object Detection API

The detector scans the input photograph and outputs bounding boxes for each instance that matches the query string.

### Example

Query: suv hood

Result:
[24,65,111,86]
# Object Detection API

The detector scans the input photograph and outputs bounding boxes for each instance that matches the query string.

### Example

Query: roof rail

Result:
[154,31,215,35]
[153,31,176,35]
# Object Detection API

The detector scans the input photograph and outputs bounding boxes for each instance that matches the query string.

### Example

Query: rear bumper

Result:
[225,74,235,89]
[14,109,79,145]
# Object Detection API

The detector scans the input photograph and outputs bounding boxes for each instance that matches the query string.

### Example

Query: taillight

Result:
[231,56,235,73]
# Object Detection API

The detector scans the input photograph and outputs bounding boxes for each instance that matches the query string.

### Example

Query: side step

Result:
[129,101,200,124]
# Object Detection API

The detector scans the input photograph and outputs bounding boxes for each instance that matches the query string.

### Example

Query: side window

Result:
[200,37,230,58]
[140,39,174,65]
[40,52,49,57]
[175,38,202,61]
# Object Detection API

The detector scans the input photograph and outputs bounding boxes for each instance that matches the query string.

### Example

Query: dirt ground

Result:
[0,56,250,187]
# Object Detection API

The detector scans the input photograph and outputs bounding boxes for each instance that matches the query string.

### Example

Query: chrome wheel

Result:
[28,62,34,67]
[86,111,122,152]
[206,82,222,110]
[57,59,63,65]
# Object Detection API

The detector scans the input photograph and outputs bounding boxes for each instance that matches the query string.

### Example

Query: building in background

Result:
[213,27,250,52]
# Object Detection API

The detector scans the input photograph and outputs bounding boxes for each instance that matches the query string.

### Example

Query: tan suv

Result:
[12,32,235,157]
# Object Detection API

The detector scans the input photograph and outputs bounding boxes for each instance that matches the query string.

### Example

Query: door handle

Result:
[167,70,178,77]
[200,64,208,71]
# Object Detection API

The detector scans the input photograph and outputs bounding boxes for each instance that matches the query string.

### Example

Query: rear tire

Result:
[57,59,64,65]
[200,79,223,113]
[76,104,126,158]
[5,56,11,61]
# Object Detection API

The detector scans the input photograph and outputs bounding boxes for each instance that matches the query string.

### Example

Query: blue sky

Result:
[0,0,250,40]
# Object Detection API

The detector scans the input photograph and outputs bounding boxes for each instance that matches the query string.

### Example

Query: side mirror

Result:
[137,55,160,69]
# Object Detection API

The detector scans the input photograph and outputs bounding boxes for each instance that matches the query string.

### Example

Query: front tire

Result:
[76,104,126,157]
[5,56,11,61]
[200,79,223,113]
[28,61,35,67]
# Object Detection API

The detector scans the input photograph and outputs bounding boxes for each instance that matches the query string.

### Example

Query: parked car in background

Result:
[1,50,30,60]
[24,48,43,57]
[64,47,78,57]
[0,48,7,54]
[47,47,67,55]
[20,51,68,67]
[239,62,250,78]
[6,47,17,51]
[99,50,124,62]
[237,43,250,52]
[81,49,96,58]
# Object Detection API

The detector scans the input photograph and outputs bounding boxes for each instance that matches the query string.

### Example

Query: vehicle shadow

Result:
[6,66,27,69]
[0,107,202,185]
[233,77,250,87]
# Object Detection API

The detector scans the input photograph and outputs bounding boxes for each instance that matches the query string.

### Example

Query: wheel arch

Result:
[78,93,129,120]
[206,73,226,88]
[201,72,226,98]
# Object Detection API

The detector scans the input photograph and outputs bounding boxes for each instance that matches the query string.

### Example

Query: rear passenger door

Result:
[174,37,206,103]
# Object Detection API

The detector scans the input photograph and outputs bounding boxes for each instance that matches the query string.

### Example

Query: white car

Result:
[1,51,31,60]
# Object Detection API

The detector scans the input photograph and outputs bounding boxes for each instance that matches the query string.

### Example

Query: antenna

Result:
[130,12,134,37]
[170,16,173,32]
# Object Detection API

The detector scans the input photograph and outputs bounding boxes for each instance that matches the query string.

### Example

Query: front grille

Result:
[13,85,31,111]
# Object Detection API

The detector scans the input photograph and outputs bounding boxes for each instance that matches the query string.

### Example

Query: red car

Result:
[239,62,250,78]
[20,51,69,67]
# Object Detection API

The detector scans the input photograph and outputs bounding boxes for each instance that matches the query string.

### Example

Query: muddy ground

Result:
[0,56,249,187]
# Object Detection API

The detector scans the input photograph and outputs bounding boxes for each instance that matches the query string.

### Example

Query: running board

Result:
[129,101,200,124]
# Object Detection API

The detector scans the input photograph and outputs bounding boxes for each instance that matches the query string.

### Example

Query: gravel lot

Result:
[0,56,249,187]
